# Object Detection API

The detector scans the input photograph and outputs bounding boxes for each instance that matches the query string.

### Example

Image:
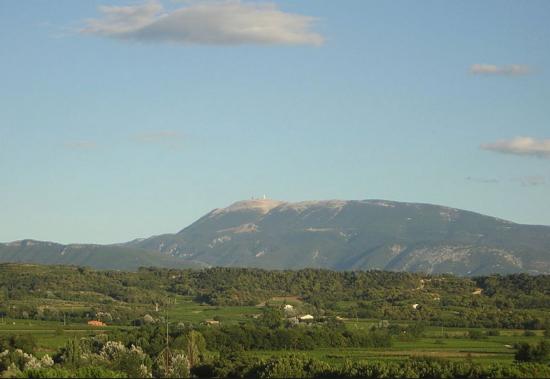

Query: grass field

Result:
[0,318,125,354]
[243,333,546,365]
[166,296,262,324]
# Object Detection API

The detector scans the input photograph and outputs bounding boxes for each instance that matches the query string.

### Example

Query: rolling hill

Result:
[0,239,202,271]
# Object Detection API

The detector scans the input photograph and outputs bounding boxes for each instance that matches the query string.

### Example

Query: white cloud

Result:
[470,64,531,76]
[81,0,324,46]
[481,137,550,158]
[515,176,546,187]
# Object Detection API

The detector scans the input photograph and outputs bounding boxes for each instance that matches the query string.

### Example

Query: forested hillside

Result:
[1,264,548,329]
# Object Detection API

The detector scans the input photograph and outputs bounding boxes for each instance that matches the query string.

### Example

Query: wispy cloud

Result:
[132,130,184,149]
[481,137,550,158]
[64,141,97,150]
[470,64,531,76]
[81,0,324,46]
[465,176,499,184]
[514,176,547,187]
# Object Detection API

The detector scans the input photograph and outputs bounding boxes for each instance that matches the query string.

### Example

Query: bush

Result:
[515,341,550,363]
[9,335,37,353]
[21,367,126,378]
[467,330,487,340]
[192,353,261,378]
[256,354,330,379]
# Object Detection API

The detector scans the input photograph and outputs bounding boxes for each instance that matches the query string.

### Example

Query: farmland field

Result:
[1,305,545,364]
[0,264,549,378]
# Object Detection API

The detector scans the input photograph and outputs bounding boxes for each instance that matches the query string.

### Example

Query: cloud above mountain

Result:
[470,64,531,76]
[481,137,550,158]
[81,0,324,46]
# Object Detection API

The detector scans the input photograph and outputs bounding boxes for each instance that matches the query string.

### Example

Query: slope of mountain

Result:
[0,239,202,271]
[129,199,550,275]
[2,199,549,274]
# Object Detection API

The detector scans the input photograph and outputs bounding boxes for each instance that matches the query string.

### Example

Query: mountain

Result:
[128,199,550,275]
[2,199,549,274]
[0,239,202,271]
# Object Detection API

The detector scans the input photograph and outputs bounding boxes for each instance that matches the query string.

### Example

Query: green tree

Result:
[258,307,285,329]
[58,338,82,367]
[257,354,330,379]
[185,331,206,368]
[515,341,550,363]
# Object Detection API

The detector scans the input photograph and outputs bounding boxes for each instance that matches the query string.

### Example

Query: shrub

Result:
[256,354,330,379]
[9,335,37,353]
[515,341,550,363]
[467,330,487,340]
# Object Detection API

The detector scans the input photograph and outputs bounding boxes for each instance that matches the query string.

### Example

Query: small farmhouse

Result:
[87,320,106,327]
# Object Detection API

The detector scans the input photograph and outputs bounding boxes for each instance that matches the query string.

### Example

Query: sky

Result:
[1,0,550,244]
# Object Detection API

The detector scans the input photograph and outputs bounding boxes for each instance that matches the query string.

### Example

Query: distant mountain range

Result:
[0,239,202,271]
[2,199,549,275]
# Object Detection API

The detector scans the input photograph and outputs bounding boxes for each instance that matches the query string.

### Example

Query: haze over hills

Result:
[2,199,550,274]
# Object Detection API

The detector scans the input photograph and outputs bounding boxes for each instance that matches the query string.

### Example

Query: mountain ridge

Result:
[2,199,549,274]
[131,198,550,275]
[0,239,203,271]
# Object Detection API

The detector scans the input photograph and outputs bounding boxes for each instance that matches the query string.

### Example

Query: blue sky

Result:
[1,0,549,244]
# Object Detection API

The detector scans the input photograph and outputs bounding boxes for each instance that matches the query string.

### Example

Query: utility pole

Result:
[156,305,172,377]
[164,308,171,377]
